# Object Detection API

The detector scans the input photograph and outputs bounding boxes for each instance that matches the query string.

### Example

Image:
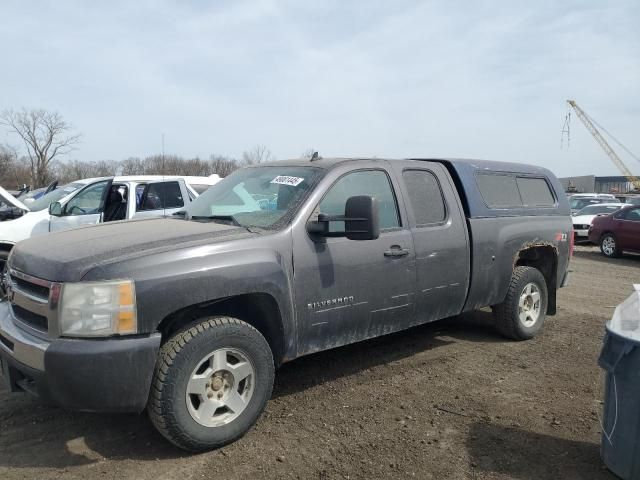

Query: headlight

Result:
[59,280,137,337]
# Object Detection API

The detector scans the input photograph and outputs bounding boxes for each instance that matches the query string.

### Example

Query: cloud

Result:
[0,0,638,177]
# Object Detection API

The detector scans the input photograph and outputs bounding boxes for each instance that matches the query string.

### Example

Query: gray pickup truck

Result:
[0,157,572,451]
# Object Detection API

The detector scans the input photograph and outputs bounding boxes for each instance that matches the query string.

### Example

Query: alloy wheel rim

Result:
[518,282,541,327]
[185,348,255,428]
[602,237,615,255]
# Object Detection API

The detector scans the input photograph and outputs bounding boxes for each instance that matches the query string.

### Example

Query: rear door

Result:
[133,179,187,219]
[389,162,470,323]
[49,179,113,232]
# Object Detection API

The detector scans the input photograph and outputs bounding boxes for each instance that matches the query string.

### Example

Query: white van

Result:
[0,174,220,269]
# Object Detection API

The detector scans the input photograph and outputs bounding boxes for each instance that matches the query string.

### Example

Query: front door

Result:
[49,179,112,233]
[293,168,416,355]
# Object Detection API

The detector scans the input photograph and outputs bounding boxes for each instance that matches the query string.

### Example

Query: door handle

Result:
[384,246,410,257]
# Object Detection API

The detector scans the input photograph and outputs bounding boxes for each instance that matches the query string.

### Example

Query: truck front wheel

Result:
[493,266,548,340]
[148,317,274,452]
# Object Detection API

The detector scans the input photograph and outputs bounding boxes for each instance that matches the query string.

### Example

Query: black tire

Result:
[493,266,548,341]
[600,233,621,258]
[148,317,274,452]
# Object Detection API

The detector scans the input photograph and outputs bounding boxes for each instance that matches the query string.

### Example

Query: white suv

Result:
[0,174,220,270]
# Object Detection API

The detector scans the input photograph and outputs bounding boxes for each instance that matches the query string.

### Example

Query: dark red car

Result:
[589,205,640,257]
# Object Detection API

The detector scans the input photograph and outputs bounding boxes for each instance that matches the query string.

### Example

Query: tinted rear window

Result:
[476,173,555,209]
[476,174,521,207]
[516,177,555,206]
[139,181,184,210]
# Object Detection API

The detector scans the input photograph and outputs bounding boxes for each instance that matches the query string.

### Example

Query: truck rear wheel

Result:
[493,266,547,340]
[148,317,274,452]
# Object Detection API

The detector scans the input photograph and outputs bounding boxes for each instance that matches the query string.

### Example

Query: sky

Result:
[0,0,638,177]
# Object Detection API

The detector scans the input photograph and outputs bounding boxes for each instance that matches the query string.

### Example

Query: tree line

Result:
[0,108,300,190]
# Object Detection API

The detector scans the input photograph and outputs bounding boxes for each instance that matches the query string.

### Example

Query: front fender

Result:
[81,234,296,355]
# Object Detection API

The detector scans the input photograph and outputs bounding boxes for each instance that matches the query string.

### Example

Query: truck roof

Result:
[265,157,568,218]
[264,157,552,176]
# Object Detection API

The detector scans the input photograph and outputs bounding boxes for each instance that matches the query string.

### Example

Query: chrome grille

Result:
[10,274,50,299]
[12,304,48,331]
[8,269,54,336]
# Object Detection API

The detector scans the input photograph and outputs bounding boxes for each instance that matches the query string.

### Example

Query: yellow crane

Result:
[566,99,640,192]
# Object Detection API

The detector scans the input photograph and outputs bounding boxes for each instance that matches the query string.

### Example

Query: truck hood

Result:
[9,218,256,282]
[0,186,29,212]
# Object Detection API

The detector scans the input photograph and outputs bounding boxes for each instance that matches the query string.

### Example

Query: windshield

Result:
[570,198,606,210]
[576,205,623,216]
[186,166,322,229]
[0,197,17,211]
[28,182,84,211]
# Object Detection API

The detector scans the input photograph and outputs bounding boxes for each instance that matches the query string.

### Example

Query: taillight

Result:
[569,227,575,258]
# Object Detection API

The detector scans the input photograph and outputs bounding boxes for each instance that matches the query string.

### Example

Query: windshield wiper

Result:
[190,214,241,227]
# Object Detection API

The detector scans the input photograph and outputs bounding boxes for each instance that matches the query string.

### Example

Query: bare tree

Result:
[92,160,118,177]
[0,145,30,189]
[119,154,239,179]
[120,157,145,176]
[0,109,81,187]
[53,159,119,184]
[241,144,273,165]
[209,155,239,177]
[54,159,94,182]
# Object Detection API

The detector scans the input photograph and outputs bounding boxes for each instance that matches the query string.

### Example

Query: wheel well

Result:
[515,245,558,315]
[156,293,286,366]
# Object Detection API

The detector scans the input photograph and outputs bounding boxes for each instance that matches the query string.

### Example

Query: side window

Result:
[402,170,447,225]
[64,181,109,216]
[138,181,184,211]
[623,208,640,222]
[477,174,555,209]
[319,170,400,231]
[516,177,555,206]
[476,174,521,208]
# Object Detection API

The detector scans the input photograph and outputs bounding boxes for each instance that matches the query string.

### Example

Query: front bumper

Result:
[0,301,161,412]
[574,229,589,238]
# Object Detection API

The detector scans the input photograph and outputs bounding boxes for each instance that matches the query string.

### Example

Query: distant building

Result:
[559,175,637,194]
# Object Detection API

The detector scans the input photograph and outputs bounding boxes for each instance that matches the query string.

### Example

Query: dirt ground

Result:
[0,245,637,479]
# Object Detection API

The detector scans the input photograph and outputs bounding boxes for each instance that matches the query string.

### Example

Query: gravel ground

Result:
[0,245,636,479]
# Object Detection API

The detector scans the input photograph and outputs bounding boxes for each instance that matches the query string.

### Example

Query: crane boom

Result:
[566,99,640,191]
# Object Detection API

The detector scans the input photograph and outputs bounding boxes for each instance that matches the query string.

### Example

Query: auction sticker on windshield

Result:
[271,176,304,187]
